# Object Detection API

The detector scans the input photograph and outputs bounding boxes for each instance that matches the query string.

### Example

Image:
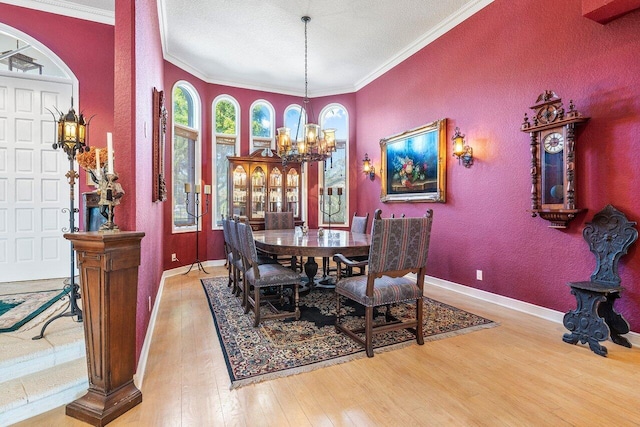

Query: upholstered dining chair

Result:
[324,212,370,278]
[221,216,234,289]
[264,211,300,271]
[237,219,301,327]
[228,217,246,298]
[264,211,295,230]
[333,208,434,357]
[230,217,278,304]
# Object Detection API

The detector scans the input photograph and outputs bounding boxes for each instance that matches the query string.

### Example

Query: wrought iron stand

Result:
[183,190,210,275]
[33,155,83,340]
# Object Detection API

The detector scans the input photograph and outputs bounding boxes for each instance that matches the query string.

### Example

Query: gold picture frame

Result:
[380,119,447,203]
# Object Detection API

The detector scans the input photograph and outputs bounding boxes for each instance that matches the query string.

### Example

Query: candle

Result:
[106,132,114,174]
[337,187,343,196]
[327,187,333,196]
[94,148,101,179]
[184,183,191,193]
[195,184,201,193]
[204,185,211,195]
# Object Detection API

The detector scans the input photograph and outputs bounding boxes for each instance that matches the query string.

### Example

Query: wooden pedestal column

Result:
[63,231,145,426]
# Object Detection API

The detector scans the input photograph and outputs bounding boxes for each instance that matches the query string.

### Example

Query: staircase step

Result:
[0,357,88,426]
[0,318,84,383]
[0,312,86,425]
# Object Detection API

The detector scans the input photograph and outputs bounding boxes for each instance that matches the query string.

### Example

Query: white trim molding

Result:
[423,275,640,348]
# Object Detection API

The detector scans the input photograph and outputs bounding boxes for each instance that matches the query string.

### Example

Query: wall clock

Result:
[521,90,589,228]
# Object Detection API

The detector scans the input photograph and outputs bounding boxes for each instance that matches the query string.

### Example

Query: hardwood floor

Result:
[15,266,640,426]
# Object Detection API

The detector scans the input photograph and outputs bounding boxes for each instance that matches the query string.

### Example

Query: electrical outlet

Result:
[171,253,178,262]
[148,296,152,312]
[476,270,483,280]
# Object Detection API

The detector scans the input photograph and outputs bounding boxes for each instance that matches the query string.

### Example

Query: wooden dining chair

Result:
[264,211,300,272]
[221,216,234,289]
[230,217,279,304]
[264,211,295,230]
[324,212,370,278]
[237,219,301,327]
[334,208,434,357]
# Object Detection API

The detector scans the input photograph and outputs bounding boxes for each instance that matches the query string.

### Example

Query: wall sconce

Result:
[362,153,375,180]
[452,127,473,168]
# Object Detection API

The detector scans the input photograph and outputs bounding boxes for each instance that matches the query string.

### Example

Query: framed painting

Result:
[380,119,447,203]
[152,87,168,202]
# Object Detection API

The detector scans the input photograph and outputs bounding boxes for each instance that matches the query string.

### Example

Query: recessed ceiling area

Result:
[8,0,493,96]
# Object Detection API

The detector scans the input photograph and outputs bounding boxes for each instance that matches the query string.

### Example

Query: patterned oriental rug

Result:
[0,289,70,333]
[202,277,497,389]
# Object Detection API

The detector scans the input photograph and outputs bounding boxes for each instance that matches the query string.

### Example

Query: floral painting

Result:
[380,119,447,203]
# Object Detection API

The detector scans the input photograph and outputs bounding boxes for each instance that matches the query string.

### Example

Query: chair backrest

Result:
[221,216,232,256]
[264,211,294,230]
[237,220,258,262]
[351,212,369,234]
[229,218,243,264]
[584,204,638,287]
[367,209,433,276]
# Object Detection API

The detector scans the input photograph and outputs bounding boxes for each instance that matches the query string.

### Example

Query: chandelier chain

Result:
[304,16,309,104]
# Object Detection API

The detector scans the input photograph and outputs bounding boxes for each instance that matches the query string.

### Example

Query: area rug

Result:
[0,289,70,333]
[202,277,497,389]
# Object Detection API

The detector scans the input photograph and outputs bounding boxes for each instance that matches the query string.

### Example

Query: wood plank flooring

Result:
[15,266,640,426]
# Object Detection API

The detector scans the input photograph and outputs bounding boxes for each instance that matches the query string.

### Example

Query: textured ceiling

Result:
[6,0,493,96]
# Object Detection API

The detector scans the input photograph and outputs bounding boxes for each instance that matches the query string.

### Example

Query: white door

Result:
[0,71,74,282]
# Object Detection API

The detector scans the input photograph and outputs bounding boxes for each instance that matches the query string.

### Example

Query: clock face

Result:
[543,132,564,154]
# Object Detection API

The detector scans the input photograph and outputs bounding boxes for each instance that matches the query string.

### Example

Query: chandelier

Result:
[277,16,336,165]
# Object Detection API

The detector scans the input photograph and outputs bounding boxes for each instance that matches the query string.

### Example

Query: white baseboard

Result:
[423,274,640,347]
[134,259,226,387]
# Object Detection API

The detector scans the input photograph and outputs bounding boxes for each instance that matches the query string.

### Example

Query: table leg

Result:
[304,257,318,287]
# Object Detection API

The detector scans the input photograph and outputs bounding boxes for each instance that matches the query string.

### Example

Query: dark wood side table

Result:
[63,231,145,426]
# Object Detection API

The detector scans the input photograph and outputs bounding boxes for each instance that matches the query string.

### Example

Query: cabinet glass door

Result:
[251,166,266,219]
[269,167,283,212]
[286,169,299,217]
[232,165,247,217]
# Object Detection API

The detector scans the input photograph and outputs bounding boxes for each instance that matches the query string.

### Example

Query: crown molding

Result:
[1,0,114,25]
[354,0,494,91]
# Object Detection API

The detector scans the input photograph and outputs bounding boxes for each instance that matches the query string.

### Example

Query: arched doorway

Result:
[0,24,79,282]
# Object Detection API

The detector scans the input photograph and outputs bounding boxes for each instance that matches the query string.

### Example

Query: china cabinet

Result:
[228,149,303,230]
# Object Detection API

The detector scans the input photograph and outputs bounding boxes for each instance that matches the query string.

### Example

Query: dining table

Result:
[252,228,371,288]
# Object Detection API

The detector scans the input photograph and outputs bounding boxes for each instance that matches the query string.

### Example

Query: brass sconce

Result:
[452,127,473,168]
[362,153,375,180]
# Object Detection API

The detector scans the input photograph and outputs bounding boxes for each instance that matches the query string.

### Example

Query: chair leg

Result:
[365,306,374,357]
[416,297,424,345]
[243,280,251,314]
[294,284,300,320]
[336,294,342,327]
[253,286,261,327]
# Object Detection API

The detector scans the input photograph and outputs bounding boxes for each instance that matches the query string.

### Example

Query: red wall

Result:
[355,0,640,330]
[0,4,115,171]
[7,0,640,352]
[1,1,165,361]
[126,0,166,360]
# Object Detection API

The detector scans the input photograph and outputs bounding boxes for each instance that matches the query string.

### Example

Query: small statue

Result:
[98,173,125,230]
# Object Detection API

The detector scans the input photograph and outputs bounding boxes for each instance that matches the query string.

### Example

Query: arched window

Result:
[172,81,201,232]
[213,95,240,227]
[249,99,274,152]
[319,104,349,226]
[284,104,307,143]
